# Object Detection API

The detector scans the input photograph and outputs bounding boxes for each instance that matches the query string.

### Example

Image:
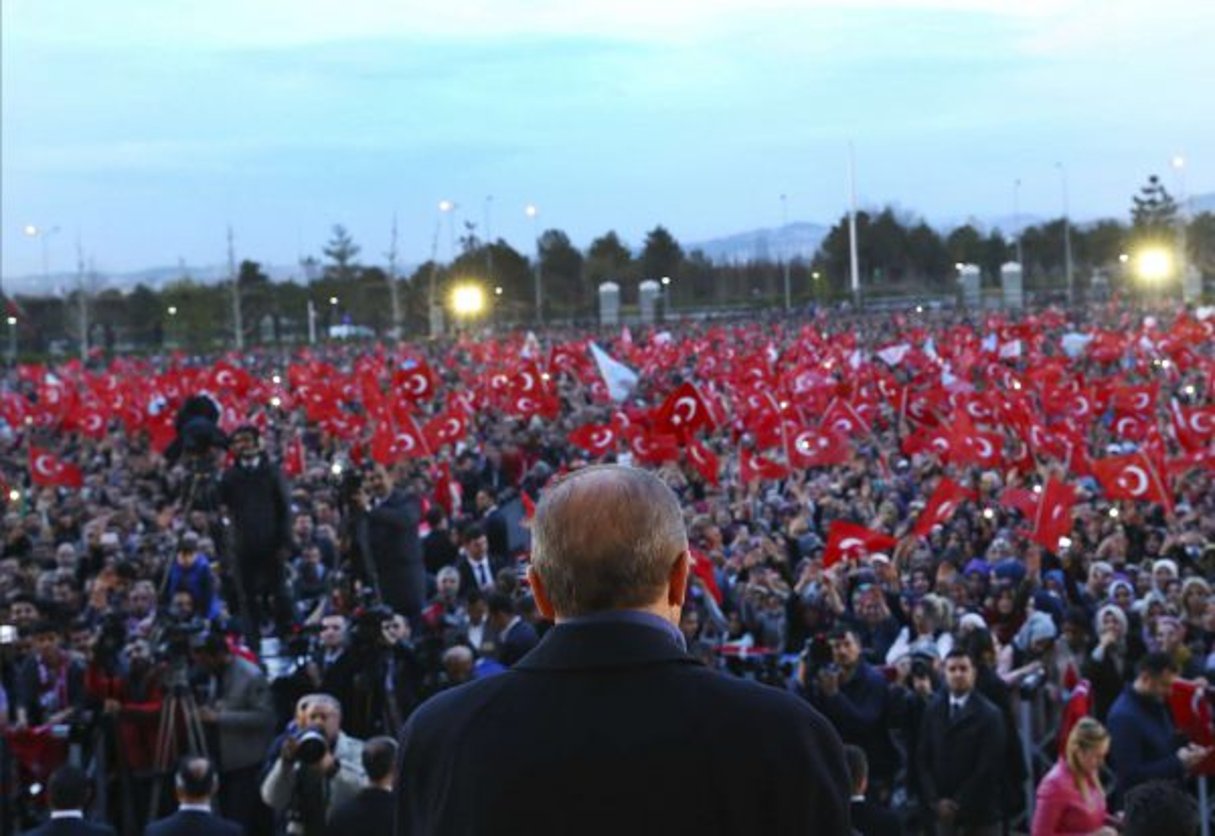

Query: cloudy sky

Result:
[2,0,1212,278]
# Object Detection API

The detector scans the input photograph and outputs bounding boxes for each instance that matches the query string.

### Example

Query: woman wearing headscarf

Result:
[1082,604,1134,721]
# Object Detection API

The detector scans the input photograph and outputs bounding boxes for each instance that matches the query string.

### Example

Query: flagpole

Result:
[848,142,861,309]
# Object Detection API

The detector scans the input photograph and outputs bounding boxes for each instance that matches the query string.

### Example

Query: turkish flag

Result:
[569,424,617,457]
[653,382,716,437]
[370,415,431,465]
[948,412,1003,468]
[689,547,723,604]
[685,437,720,485]
[508,392,560,421]
[1093,452,1171,509]
[432,461,460,517]
[822,521,897,568]
[912,478,974,538]
[739,447,788,483]
[1031,477,1076,552]
[282,436,306,478]
[29,447,84,488]
[628,430,680,466]
[68,405,108,440]
[787,427,850,468]
[422,411,467,450]
[998,486,1040,518]
[1111,382,1159,415]
[394,359,436,401]
[820,399,871,437]
[1171,401,1215,451]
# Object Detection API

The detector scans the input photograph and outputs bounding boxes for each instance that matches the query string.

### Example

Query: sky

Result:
[2,0,1213,280]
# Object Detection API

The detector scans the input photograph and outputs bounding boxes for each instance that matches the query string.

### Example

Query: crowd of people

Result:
[0,299,1212,835]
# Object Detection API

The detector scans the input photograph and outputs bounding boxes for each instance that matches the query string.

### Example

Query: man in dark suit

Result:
[455,523,505,598]
[397,464,851,836]
[361,464,425,623]
[145,757,243,836]
[844,745,902,836]
[20,766,114,835]
[917,649,1006,836]
[422,506,460,574]
[474,487,510,561]
[327,736,397,836]
[486,591,539,666]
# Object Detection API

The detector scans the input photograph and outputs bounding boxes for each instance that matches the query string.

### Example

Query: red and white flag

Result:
[29,447,84,488]
[912,478,974,538]
[1092,452,1172,510]
[568,424,617,458]
[822,521,898,568]
[685,437,720,485]
[1031,477,1076,552]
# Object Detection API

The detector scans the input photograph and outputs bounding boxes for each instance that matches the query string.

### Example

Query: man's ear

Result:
[527,565,557,621]
[668,551,691,610]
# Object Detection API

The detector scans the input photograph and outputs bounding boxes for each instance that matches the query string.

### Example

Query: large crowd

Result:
[0,300,1213,835]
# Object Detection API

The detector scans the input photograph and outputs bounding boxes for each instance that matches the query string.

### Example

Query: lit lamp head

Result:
[450,284,486,318]
[1135,248,1173,283]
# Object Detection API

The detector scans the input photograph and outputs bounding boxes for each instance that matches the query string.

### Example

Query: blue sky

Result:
[3,0,1212,278]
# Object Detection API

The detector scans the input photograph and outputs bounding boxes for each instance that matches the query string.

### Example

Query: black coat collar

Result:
[514,621,699,672]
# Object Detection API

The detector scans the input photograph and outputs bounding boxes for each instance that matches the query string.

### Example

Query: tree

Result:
[640,226,683,281]
[980,231,1012,284]
[125,284,163,347]
[1131,175,1178,235]
[945,225,984,267]
[1189,212,1215,278]
[538,230,586,317]
[323,225,361,283]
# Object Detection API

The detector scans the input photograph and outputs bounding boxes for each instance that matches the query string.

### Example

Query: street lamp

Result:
[1055,162,1074,304]
[1136,248,1173,283]
[6,316,16,363]
[167,306,178,316]
[329,296,339,306]
[525,204,542,323]
[660,276,672,320]
[450,283,486,329]
[22,223,61,286]
[779,193,791,311]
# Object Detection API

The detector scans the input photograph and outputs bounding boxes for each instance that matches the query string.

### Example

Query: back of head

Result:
[176,756,217,803]
[1124,781,1199,836]
[48,765,90,812]
[1064,718,1108,790]
[363,736,399,786]
[531,465,687,616]
[486,591,515,618]
[1137,650,1178,679]
[842,744,868,796]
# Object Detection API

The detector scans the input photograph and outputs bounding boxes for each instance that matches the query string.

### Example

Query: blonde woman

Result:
[1031,718,1115,836]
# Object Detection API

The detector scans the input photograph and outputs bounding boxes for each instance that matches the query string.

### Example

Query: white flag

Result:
[590,342,638,402]
[998,340,1022,359]
[876,343,911,366]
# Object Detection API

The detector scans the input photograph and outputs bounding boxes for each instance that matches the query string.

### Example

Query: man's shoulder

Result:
[146,811,242,836]
[22,822,115,836]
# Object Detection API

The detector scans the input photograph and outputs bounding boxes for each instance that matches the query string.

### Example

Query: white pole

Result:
[848,142,861,307]
[76,236,88,361]
[307,300,317,345]
[781,193,791,311]
[1056,163,1073,304]
[1014,178,1024,267]
[228,225,243,350]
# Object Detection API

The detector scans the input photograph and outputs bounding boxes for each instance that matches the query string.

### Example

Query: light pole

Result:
[22,224,61,287]
[1173,154,1188,286]
[484,195,494,289]
[525,204,542,323]
[6,316,16,363]
[661,275,672,320]
[438,199,456,260]
[431,200,455,336]
[166,305,178,348]
[1013,178,1024,266]
[780,194,791,311]
[1056,163,1073,304]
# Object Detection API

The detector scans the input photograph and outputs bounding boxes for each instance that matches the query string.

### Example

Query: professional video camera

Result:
[350,598,395,654]
[92,612,129,670]
[164,394,228,465]
[802,634,837,678]
[155,617,209,668]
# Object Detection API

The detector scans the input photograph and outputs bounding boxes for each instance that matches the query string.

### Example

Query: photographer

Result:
[350,464,424,625]
[194,632,276,827]
[219,425,296,646]
[799,624,904,802]
[343,606,422,740]
[260,693,366,833]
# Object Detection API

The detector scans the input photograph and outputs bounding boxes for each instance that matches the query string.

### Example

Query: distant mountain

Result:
[1188,192,1215,215]
[686,221,830,264]
[3,262,303,297]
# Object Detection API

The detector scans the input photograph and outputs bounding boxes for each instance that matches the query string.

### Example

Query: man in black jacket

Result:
[844,745,902,836]
[397,464,851,836]
[803,624,904,801]
[917,649,1006,836]
[219,425,295,644]
[145,757,243,836]
[327,736,397,836]
[359,464,425,624]
[20,766,115,835]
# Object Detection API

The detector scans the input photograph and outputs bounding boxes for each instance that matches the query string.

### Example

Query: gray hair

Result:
[437,566,460,584]
[531,465,688,616]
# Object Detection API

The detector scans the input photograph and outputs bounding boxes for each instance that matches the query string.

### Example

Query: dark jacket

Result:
[219,455,292,565]
[456,555,506,598]
[497,619,539,667]
[327,787,395,836]
[145,809,244,836]
[20,817,115,836]
[917,689,1006,826]
[367,488,425,620]
[851,798,903,836]
[397,620,851,836]
[807,662,902,784]
[422,529,459,575]
[1106,685,1185,797]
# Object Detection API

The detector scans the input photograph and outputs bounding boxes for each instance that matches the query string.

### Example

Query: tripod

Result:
[147,664,209,823]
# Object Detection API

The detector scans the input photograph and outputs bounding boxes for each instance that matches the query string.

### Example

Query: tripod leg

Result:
[148,695,177,824]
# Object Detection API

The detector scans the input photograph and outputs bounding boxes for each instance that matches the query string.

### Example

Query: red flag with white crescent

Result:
[822,521,897,568]
[29,447,84,488]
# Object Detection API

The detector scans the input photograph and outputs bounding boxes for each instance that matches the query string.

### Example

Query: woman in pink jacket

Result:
[1031,718,1117,836]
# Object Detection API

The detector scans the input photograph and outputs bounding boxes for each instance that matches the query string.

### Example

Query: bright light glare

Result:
[1136,248,1173,282]
[524,204,538,218]
[450,284,486,317]
[330,462,343,476]
[6,317,16,326]
[8,489,20,502]
[270,397,282,408]
[438,199,454,212]
[22,224,38,237]
[982,508,995,520]
[1058,536,1072,550]
[1109,507,1119,518]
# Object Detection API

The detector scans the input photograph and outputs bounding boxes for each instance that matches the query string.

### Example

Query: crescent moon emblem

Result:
[516,397,536,412]
[591,429,613,448]
[975,438,994,459]
[444,418,461,437]
[1133,393,1150,410]
[520,372,535,392]
[1119,465,1149,496]
[1191,413,1212,434]
[838,538,864,552]
[397,434,415,452]
[1072,396,1090,416]
[408,374,428,395]
[34,454,56,476]
[1116,417,1137,436]
[932,437,950,452]
[673,396,698,425]
[936,501,956,520]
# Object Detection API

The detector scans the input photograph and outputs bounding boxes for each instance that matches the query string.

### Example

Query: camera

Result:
[156,618,208,666]
[294,726,330,765]
[802,634,835,677]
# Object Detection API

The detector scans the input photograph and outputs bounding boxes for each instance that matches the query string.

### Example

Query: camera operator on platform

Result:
[219,425,296,646]
[261,692,366,834]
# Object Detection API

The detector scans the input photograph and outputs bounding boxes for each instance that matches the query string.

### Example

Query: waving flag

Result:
[1031,477,1076,552]
[29,448,84,488]
[823,521,897,568]
[912,478,974,538]
[589,342,638,402]
[1093,452,1171,511]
